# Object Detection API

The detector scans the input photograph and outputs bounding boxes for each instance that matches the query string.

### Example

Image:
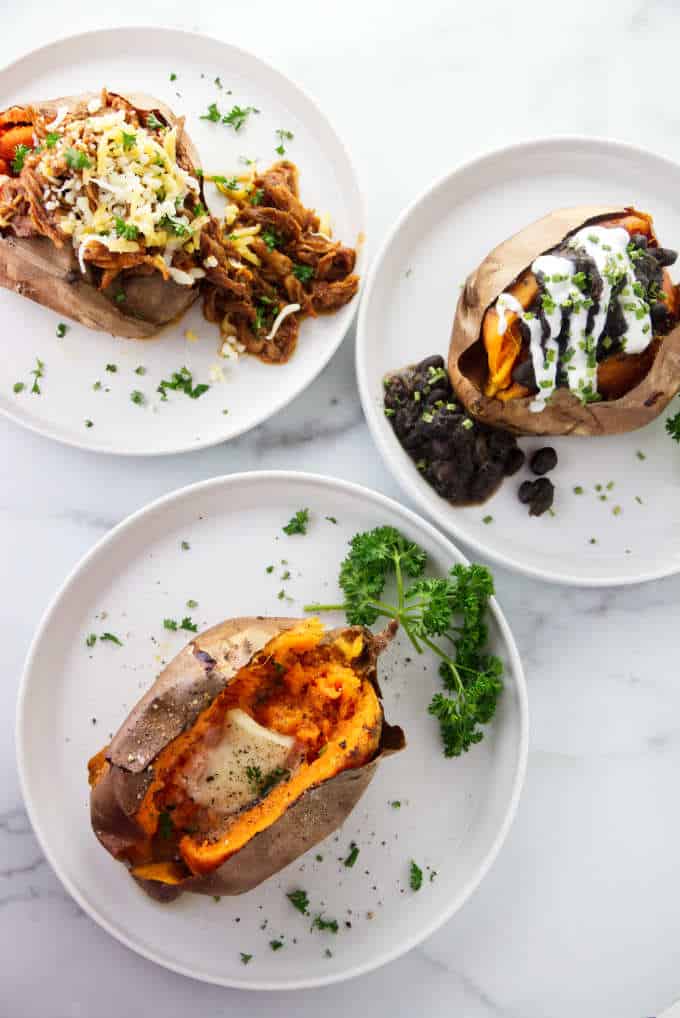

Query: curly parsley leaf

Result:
[283,508,310,535]
[667,408,680,443]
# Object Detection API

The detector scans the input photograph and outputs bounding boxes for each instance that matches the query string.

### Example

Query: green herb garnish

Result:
[130,390,145,406]
[30,358,44,394]
[666,408,680,443]
[292,263,314,283]
[269,940,284,951]
[100,632,122,646]
[275,128,294,155]
[304,527,502,756]
[283,508,310,535]
[157,811,174,840]
[343,842,359,868]
[240,953,252,964]
[65,147,91,170]
[13,382,24,393]
[11,144,31,173]
[409,860,423,891]
[287,889,310,915]
[114,217,139,240]
[157,366,209,400]
[85,633,97,647]
[311,915,338,934]
[146,112,163,130]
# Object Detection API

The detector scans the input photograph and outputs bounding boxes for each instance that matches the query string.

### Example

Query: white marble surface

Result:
[2,2,680,1016]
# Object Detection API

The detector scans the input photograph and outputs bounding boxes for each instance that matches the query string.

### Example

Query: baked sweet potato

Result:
[449,206,680,436]
[0,90,206,339]
[88,616,404,902]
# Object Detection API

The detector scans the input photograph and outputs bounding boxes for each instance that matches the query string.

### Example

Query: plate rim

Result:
[0,26,366,457]
[356,133,680,587]
[15,469,529,990]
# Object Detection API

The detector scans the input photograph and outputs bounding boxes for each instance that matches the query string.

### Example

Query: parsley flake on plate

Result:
[409,860,423,891]
[283,508,310,535]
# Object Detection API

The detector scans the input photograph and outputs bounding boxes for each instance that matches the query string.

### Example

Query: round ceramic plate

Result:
[16,472,527,990]
[357,138,680,586]
[0,29,364,454]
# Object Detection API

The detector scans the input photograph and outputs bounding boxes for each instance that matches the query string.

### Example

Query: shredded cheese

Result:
[266,303,301,341]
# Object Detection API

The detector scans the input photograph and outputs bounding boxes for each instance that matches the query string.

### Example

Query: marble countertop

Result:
[3,3,680,1016]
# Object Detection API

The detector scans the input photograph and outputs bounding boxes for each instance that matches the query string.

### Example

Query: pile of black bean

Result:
[383,355,525,505]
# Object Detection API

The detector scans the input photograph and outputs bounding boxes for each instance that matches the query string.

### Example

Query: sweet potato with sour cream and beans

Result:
[88,616,404,901]
[449,207,680,436]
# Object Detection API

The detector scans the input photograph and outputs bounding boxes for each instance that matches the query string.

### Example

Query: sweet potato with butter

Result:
[0,89,206,339]
[88,616,404,902]
[449,206,680,436]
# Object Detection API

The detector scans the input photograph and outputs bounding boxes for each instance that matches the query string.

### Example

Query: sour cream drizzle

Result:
[495,224,653,412]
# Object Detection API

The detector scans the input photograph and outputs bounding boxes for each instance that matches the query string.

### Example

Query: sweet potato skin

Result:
[0,91,203,339]
[449,206,680,436]
[89,616,404,902]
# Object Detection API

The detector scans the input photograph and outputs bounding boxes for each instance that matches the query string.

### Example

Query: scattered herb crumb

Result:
[266,565,274,574]
[312,914,339,934]
[275,128,294,155]
[186,599,198,609]
[56,322,67,338]
[482,515,493,525]
[213,895,221,903]
[636,450,647,461]
[105,363,117,373]
[390,800,401,809]
[325,516,338,524]
[286,889,309,915]
[240,952,252,964]
[283,508,310,535]
[573,486,584,495]
[409,860,423,891]
[269,939,284,951]
[134,365,146,375]
[343,842,359,868]
[170,72,177,82]
[13,382,25,393]
[612,505,622,516]
[667,409,680,443]
[315,854,323,862]
[85,633,97,647]
[85,419,93,428]
[181,541,190,551]
[324,949,333,958]
[130,390,145,406]
[277,590,286,600]
[100,632,123,646]
[30,358,45,394]
[635,495,643,505]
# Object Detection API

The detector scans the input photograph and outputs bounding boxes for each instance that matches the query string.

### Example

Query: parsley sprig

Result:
[667,407,680,443]
[305,526,503,756]
[157,366,209,401]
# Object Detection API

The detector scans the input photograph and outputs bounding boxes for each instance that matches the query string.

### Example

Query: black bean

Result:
[416,355,445,373]
[650,300,672,333]
[528,478,555,516]
[504,447,526,476]
[650,246,677,268]
[425,386,450,406]
[529,447,557,475]
[512,358,537,390]
[518,480,536,504]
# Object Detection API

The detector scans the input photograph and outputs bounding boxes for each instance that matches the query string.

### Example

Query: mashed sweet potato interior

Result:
[122,619,382,881]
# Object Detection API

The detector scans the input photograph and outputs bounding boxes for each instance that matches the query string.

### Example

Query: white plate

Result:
[357,137,680,586]
[16,471,527,990]
[0,29,364,455]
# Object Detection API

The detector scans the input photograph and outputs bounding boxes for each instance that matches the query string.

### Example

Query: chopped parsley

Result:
[286,889,310,915]
[223,105,259,131]
[269,940,284,951]
[146,112,164,130]
[100,632,123,646]
[409,860,423,891]
[275,128,294,155]
[157,366,209,400]
[85,634,97,647]
[181,540,190,550]
[30,358,45,394]
[115,290,126,304]
[390,800,401,809]
[186,599,198,609]
[65,147,91,170]
[130,390,145,406]
[246,764,263,793]
[266,564,275,573]
[159,214,188,236]
[134,365,146,375]
[292,263,314,283]
[311,915,338,934]
[666,408,680,443]
[170,72,177,82]
[343,842,359,868]
[283,508,310,535]
[201,102,222,123]
[636,450,646,461]
[163,616,198,633]
[121,130,136,151]
[240,953,252,965]
[250,188,264,206]
[114,217,139,240]
[11,144,31,173]
[85,419,93,428]
[45,132,60,148]
[262,229,279,250]
[326,516,338,524]
[105,364,117,373]
[482,515,493,525]
[13,382,24,394]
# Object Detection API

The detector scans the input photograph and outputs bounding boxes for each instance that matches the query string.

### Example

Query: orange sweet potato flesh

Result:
[88,616,404,900]
[483,270,537,398]
[0,125,35,162]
